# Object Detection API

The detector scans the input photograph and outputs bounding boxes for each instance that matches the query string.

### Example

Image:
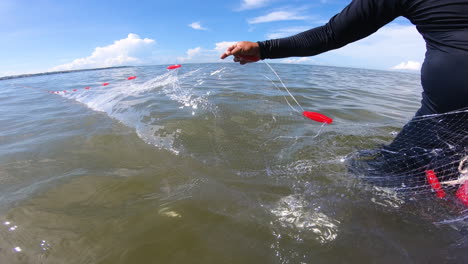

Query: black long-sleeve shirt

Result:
[258,0,468,115]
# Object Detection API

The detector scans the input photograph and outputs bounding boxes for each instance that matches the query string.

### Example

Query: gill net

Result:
[13,63,467,242]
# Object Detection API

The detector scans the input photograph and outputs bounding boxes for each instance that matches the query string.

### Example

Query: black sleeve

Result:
[258,0,405,59]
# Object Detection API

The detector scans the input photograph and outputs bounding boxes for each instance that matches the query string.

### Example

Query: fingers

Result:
[229,45,242,57]
[220,41,260,64]
[233,56,252,65]
[220,44,238,59]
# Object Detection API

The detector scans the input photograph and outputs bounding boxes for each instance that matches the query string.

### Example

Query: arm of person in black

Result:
[258,0,405,60]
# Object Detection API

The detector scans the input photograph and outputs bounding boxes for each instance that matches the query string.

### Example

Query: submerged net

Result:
[4,64,468,263]
[178,63,468,228]
[15,63,467,227]
[346,109,468,223]
[348,110,468,194]
[230,62,468,226]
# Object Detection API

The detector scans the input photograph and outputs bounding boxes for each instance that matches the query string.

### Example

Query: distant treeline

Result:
[0,66,131,81]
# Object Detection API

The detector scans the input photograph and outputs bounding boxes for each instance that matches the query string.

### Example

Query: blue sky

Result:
[0,0,426,77]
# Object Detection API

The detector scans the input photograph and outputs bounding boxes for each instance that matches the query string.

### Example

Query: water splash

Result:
[58,68,215,154]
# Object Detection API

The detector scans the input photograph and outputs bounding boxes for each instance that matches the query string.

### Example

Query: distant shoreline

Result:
[0,63,419,82]
[0,66,131,81]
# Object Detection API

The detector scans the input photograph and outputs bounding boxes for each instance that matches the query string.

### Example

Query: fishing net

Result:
[348,110,468,194]
[204,62,468,226]
[346,110,468,222]
[4,64,467,263]
[261,64,468,224]
[13,63,467,227]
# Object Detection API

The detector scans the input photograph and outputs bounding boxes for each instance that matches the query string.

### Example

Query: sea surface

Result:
[0,63,466,263]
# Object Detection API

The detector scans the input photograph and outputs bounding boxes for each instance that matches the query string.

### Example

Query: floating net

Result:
[11,63,468,229]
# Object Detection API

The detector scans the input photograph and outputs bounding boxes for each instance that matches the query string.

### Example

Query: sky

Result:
[0,0,426,77]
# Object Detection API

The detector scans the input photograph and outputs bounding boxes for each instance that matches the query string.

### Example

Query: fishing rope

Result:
[263,62,305,113]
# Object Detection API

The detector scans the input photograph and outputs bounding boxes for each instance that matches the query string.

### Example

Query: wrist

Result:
[256,41,266,60]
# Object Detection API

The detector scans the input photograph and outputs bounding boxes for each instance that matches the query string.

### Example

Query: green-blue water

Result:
[0,63,466,263]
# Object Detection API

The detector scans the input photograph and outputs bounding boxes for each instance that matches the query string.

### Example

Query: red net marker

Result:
[425,170,446,198]
[73,89,77,92]
[128,76,137,80]
[103,83,110,86]
[85,87,91,90]
[303,111,333,124]
[456,181,468,207]
[167,64,181,70]
[63,90,67,93]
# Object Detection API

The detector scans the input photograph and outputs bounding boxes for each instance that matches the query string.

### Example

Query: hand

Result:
[220,41,261,65]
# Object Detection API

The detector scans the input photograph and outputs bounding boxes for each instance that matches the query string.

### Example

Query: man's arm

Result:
[258,0,405,59]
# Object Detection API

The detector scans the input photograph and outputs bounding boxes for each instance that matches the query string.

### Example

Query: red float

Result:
[456,181,468,206]
[167,64,181,70]
[128,76,137,80]
[425,170,446,198]
[103,83,110,86]
[302,111,333,124]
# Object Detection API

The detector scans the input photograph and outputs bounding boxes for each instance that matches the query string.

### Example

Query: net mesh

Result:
[345,110,468,222]
[347,110,468,191]
[3,65,467,262]
[164,63,468,226]
[16,64,467,227]
[237,63,468,226]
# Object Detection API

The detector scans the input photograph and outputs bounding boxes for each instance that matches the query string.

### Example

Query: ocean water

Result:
[0,63,466,263]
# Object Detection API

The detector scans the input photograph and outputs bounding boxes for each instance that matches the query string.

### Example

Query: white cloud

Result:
[187,47,202,57]
[391,61,421,71]
[248,11,309,24]
[239,0,271,10]
[281,57,314,64]
[50,33,155,71]
[266,26,311,39]
[214,41,237,54]
[177,47,202,62]
[189,22,207,31]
